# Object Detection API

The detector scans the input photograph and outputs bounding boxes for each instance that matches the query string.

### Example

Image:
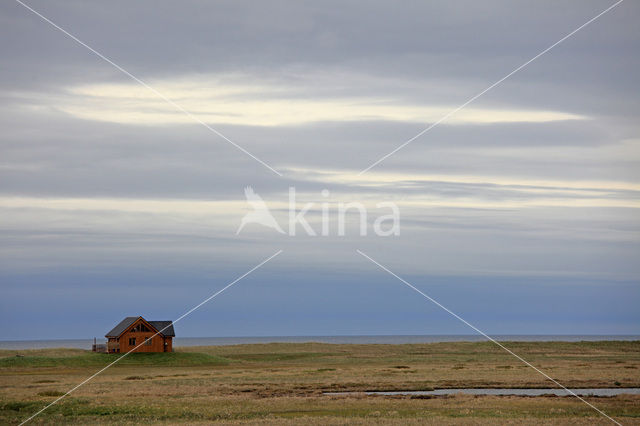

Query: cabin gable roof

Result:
[105,316,175,338]
[105,316,138,338]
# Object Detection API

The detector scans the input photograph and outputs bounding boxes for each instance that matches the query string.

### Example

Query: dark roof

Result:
[148,321,175,337]
[105,316,138,337]
[105,316,175,338]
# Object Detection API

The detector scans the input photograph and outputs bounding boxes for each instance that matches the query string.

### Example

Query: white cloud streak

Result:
[16,75,586,126]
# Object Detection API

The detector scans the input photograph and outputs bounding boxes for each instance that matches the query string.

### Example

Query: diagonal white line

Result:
[356,249,621,425]
[19,249,283,425]
[358,0,625,175]
[14,0,282,177]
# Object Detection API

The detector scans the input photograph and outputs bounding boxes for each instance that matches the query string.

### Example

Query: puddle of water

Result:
[325,388,640,397]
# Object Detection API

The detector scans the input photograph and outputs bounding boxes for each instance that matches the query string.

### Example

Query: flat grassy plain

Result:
[1,341,639,424]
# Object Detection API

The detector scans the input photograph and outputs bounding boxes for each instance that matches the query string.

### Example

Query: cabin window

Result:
[130,324,150,333]
[144,337,152,346]
[129,337,136,346]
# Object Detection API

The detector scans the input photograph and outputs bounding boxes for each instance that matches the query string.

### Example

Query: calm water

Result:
[325,388,640,397]
[0,335,637,350]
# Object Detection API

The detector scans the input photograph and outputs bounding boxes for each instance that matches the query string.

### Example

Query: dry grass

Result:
[1,341,639,424]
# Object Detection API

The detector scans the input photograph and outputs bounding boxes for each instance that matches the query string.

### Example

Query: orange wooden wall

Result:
[118,330,170,353]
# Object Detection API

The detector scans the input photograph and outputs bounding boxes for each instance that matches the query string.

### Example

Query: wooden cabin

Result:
[103,316,175,353]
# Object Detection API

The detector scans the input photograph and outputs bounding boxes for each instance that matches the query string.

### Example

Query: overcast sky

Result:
[1,0,639,339]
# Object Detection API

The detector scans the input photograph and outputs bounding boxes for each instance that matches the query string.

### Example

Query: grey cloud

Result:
[2,0,638,117]
[1,1,639,337]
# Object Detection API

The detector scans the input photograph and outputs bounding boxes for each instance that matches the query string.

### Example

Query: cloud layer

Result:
[1,0,639,338]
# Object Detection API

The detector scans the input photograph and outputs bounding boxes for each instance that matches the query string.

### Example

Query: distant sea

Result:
[0,335,638,350]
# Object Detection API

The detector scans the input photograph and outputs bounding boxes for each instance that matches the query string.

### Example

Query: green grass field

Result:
[1,341,639,424]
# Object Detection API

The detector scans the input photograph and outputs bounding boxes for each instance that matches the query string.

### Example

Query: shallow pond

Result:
[325,388,640,397]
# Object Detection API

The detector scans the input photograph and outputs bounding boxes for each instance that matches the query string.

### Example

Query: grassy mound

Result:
[0,351,229,368]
